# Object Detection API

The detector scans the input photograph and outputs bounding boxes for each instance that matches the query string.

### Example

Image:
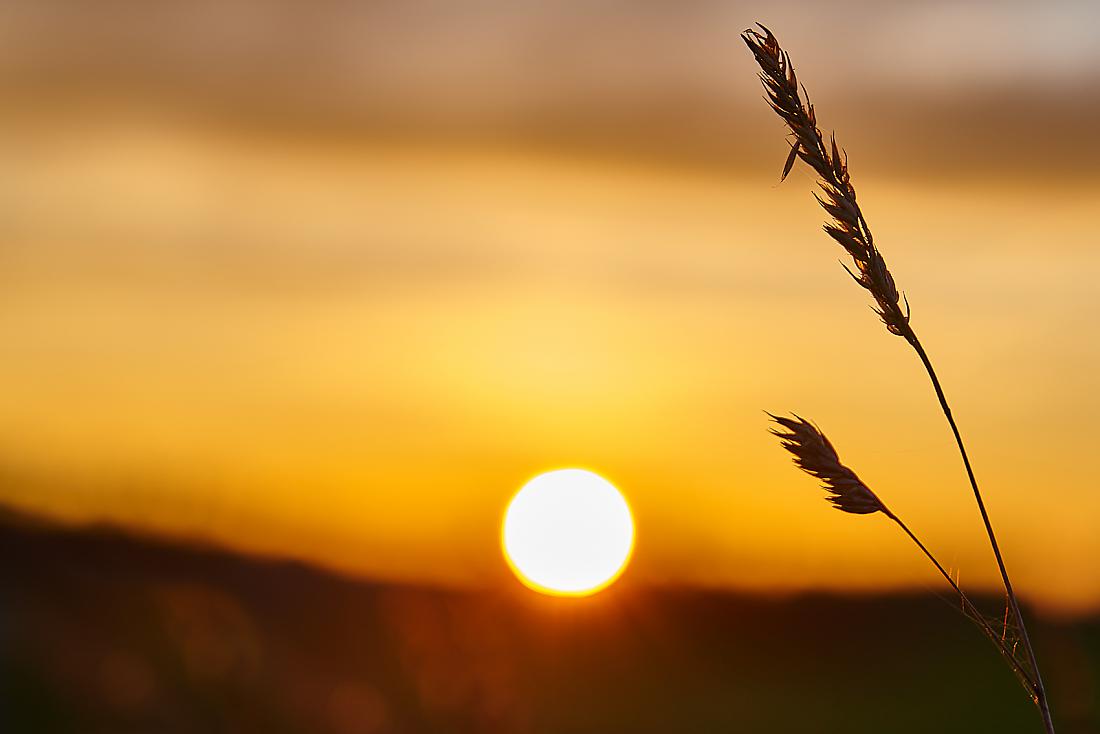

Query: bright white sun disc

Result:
[502,469,634,596]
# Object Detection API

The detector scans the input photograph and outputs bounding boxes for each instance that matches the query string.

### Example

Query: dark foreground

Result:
[2,511,1097,734]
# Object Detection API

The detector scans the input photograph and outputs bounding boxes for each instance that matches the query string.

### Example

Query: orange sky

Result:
[0,1,1098,613]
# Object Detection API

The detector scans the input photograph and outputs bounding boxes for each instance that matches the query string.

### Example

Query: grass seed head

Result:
[768,413,887,515]
[741,25,912,340]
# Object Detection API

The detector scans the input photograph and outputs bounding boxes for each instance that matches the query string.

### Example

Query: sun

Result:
[502,469,635,597]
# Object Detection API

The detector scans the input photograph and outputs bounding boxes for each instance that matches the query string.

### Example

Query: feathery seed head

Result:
[742,25,912,341]
[768,413,887,515]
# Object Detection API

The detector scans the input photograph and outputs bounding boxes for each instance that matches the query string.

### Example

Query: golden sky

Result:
[1,0,1098,612]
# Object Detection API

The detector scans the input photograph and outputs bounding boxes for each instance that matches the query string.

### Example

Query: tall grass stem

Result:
[745,23,1055,732]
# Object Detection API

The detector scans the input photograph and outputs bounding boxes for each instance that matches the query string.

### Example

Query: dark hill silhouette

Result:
[1,507,1096,733]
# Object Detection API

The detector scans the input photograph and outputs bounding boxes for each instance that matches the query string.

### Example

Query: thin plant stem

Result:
[904,330,1054,733]
[883,508,1038,696]
[769,413,1039,697]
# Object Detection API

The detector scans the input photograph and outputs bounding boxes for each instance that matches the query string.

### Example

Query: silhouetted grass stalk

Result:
[744,24,1054,733]
[769,415,1037,694]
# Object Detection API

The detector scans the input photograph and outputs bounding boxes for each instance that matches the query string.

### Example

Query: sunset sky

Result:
[1,0,1098,612]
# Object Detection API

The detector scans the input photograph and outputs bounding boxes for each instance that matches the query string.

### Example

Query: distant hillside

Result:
[1,510,1096,733]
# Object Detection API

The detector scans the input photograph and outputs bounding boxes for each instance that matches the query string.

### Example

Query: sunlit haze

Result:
[0,0,1098,614]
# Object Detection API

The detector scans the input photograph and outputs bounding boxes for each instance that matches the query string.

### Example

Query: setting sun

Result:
[502,469,634,596]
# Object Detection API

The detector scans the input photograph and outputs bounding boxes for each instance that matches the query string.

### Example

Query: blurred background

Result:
[1,1,1098,732]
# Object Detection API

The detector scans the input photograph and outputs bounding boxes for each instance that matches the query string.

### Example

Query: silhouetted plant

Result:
[744,24,1054,733]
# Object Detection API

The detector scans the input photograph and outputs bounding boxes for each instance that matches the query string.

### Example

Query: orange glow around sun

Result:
[502,469,635,597]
